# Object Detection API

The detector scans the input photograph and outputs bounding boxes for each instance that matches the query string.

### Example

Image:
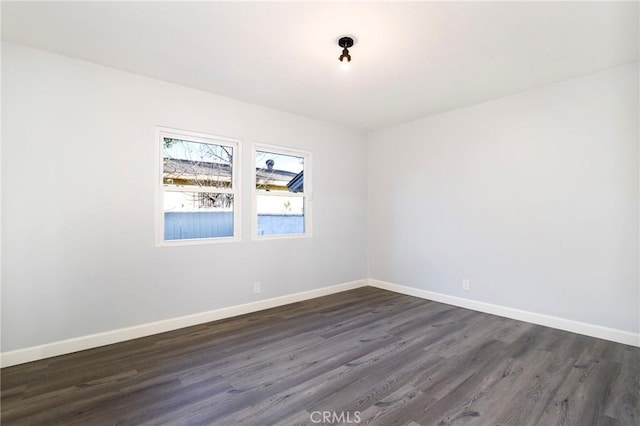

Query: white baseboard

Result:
[0,279,368,368]
[368,279,640,348]
[3,278,637,368]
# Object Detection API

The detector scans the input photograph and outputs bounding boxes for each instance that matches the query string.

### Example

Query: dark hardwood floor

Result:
[2,287,638,425]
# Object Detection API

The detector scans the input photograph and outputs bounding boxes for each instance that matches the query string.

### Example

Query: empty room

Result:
[1,1,638,425]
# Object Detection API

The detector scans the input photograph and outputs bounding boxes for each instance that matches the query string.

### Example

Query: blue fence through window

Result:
[164,212,303,240]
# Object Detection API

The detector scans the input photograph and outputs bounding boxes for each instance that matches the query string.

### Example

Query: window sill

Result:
[252,233,312,242]
[156,236,241,247]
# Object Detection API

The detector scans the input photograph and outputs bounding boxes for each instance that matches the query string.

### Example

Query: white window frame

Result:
[252,143,312,241]
[155,127,241,246]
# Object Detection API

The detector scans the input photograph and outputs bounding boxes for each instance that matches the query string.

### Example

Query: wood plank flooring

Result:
[2,287,638,425]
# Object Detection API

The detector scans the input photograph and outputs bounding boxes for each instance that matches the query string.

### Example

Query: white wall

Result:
[3,41,638,356]
[1,43,368,352]
[368,63,639,334]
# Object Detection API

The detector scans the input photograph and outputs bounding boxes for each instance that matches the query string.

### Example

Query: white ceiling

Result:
[2,1,638,130]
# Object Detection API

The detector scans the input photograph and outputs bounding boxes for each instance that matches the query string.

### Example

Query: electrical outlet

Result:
[462,280,470,291]
[253,282,261,293]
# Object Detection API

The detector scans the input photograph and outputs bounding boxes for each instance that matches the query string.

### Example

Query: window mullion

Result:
[255,191,305,197]
[165,186,236,195]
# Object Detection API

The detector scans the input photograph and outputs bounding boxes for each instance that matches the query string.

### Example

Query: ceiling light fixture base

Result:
[338,36,355,49]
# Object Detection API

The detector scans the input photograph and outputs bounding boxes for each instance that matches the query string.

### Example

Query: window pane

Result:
[257,195,304,236]
[163,138,233,189]
[255,150,304,193]
[164,191,234,240]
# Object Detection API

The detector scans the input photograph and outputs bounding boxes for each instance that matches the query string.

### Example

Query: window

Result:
[253,144,312,239]
[156,128,240,245]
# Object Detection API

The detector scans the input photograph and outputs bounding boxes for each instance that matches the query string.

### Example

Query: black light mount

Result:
[338,36,355,64]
